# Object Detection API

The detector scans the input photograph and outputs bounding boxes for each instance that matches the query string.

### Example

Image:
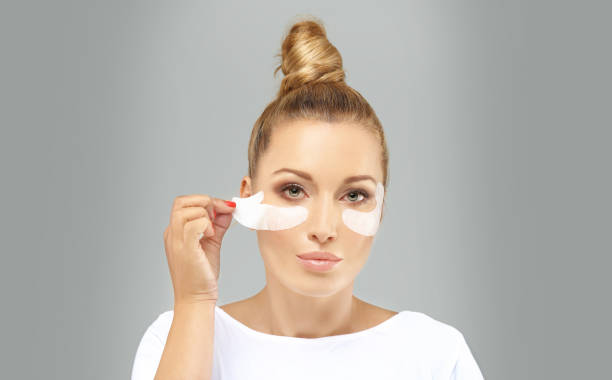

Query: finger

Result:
[172,194,213,214]
[185,217,214,247]
[170,206,208,238]
[172,194,236,214]
[209,199,237,230]
[204,198,237,228]
[210,197,237,217]
[205,202,215,224]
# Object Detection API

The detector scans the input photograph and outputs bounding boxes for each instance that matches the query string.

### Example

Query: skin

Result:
[220,119,398,338]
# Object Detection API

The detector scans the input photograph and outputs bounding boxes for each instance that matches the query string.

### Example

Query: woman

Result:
[132,17,484,380]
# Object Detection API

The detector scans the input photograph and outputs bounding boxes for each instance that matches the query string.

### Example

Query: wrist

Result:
[175,296,217,308]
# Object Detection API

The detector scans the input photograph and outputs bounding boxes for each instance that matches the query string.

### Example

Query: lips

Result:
[296,251,342,261]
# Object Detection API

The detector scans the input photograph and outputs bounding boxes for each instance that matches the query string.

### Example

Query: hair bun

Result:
[274,18,345,98]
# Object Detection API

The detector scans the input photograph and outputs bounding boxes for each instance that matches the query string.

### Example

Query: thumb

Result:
[211,212,233,237]
[203,199,236,245]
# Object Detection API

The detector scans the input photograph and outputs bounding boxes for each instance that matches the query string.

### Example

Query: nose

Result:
[307,195,338,244]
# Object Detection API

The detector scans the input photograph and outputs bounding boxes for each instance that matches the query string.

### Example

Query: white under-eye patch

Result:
[230,190,308,230]
[342,181,385,236]
[230,181,384,236]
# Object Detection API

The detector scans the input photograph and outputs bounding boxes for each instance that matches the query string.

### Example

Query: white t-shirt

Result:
[131,305,484,380]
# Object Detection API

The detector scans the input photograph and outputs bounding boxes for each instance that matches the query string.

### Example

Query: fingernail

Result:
[224,200,236,207]
[213,210,217,218]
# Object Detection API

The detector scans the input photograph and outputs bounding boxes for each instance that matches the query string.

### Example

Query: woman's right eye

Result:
[280,183,305,200]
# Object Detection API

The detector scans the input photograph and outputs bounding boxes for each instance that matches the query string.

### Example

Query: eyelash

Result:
[279,183,370,204]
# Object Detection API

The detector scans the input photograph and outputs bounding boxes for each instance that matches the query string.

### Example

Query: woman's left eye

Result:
[279,184,369,203]
[344,190,369,203]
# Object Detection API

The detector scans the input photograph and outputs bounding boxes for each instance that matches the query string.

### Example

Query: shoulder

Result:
[355,300,480,376]
[353,298,463,346]
[399,311,483,379]
[131,310,175,379]
[368,304,465,355]
[406,310,465,341]
[141,309,174,345]
[394,309,467,355]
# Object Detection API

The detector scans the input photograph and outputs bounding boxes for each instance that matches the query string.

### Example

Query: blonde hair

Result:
[247,16,390,198]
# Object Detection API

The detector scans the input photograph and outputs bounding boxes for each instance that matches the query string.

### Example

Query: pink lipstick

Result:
[296,251,342,272]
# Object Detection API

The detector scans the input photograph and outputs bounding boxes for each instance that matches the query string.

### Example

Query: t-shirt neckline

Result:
[214,305,406,344]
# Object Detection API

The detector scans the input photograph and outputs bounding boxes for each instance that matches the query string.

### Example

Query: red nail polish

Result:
[224,200,236,207]
[213,210,217,218]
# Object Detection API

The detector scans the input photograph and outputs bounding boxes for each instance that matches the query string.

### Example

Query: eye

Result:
[343,189,370,203]
[280,183,306,200]
[279,183,370,204]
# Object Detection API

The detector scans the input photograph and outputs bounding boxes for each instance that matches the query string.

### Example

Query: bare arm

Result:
[153,194,235,379]
[154,301,217,380]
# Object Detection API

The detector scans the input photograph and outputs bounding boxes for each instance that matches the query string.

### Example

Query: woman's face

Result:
[240,119,385,297]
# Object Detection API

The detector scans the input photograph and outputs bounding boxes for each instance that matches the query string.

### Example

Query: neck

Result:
[251,271,361,338]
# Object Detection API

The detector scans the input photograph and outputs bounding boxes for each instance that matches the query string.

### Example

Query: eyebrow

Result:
[272,168,376,185]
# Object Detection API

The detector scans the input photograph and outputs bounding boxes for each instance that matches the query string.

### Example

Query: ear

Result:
[240,176,253,198]
[240,175,255,231]
[240,176,258,231]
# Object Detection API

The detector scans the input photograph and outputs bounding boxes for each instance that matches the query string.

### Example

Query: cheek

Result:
[346,235,374,258]
[339,222,375,254]
[256,230,298,257]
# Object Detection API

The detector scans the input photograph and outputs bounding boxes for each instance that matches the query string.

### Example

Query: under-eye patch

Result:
[230,182,384,236]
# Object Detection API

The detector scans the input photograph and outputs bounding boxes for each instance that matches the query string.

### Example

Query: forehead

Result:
[258,119,383,182]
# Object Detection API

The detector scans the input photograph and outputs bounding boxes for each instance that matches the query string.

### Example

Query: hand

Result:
[163,194,236,305]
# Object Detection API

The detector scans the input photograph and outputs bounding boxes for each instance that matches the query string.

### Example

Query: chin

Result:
[283,270,348,298]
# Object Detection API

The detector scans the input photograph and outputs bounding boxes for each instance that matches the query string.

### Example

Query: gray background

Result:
[1,1,610,379]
